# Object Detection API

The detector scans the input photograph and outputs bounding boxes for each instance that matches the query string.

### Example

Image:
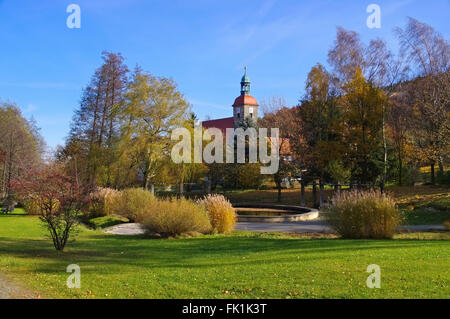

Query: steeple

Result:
[240,66,251,95]
[233,67,259,128]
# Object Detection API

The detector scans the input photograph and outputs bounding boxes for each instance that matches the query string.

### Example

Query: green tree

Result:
[297,64,344,186]
[342,68,387,185]
[0,102,44,198]
[118,67,190,192]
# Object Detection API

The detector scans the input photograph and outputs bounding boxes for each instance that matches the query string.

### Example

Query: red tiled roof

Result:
[202,117,234,132]
[233,95,259,107]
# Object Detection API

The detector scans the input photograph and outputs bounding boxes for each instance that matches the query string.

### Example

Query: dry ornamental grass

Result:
[198,194,237,234]
[324,190,401,239]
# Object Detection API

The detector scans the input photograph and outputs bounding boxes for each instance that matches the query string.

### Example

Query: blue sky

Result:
[0,0,448,149]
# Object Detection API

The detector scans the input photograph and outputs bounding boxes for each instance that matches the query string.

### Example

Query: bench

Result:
[1,203,16,214]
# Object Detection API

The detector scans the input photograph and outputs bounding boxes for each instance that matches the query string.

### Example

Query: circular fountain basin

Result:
[234,204,319,223]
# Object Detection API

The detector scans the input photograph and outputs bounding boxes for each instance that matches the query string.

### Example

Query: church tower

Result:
[232,67,259,128]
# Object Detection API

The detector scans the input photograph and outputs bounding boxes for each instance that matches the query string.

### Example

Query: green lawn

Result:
[0,207,28,215]
[397,191,450,225]
[87,215,129,229]
[0,215,449,299]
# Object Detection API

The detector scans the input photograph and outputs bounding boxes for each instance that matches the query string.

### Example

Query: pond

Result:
[233,204,319,223]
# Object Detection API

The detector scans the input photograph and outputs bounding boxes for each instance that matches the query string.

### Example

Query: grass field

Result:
[86,216,129,229]
[0,215,449,299]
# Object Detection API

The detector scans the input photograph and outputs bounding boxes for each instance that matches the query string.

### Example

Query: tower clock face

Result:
[249,107,254,114]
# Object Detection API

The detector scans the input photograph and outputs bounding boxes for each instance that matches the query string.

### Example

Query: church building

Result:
[202,68,259,132]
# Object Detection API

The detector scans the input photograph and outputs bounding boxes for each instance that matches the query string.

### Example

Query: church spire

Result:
[240,67,251,95]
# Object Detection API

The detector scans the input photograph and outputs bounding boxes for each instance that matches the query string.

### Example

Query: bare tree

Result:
[396,18,450,181]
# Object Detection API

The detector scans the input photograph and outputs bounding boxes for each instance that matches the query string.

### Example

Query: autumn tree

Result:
[328,27,408,188]
[396,18,450,183]
[11,164,91,251]
[170,113,207,195]
[296,64,345,195]
[342,68,387,185]
[260,97,299,202]
[65,52,129,188]
[0,102,44,199]
[387,85,414,185]
[118,67,190,192]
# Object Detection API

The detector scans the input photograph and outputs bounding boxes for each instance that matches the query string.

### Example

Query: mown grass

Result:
[0,207,28,215]
[0,215,448,299]
[396,190,450,225]
[87,216,129,230]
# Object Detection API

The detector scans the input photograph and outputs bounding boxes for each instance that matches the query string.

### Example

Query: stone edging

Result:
[233,203,319,223]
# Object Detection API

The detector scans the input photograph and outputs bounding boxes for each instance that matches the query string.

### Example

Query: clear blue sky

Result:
[0,0,448,149]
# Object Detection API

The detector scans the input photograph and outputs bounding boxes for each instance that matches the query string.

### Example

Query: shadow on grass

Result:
[0,230,442,275]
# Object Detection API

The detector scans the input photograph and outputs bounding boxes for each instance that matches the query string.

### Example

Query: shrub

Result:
[110,188,156,222]
[197,194,236,234]
[436,171,450,186]
[324,190,401,239]
[10,164,91,251]
[444,220,450,230]
[142,198,212,237]
[89,188,121,217]
[23,196,59,216]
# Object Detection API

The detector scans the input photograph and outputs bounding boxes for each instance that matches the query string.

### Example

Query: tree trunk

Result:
[430,163,435,185]
[300,181,306,206]
[150,183,155,196]
[207,178,212,194]
[179,182,184,196]
[382,103,388,189]
[319,180,324,208]
[277,182,282,203]
[438,156,444,175]
[312,180,319,208]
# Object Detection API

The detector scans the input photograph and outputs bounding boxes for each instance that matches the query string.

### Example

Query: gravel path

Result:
[102,222,447,235]
[0,274,38,299]
[103,223,146,235]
